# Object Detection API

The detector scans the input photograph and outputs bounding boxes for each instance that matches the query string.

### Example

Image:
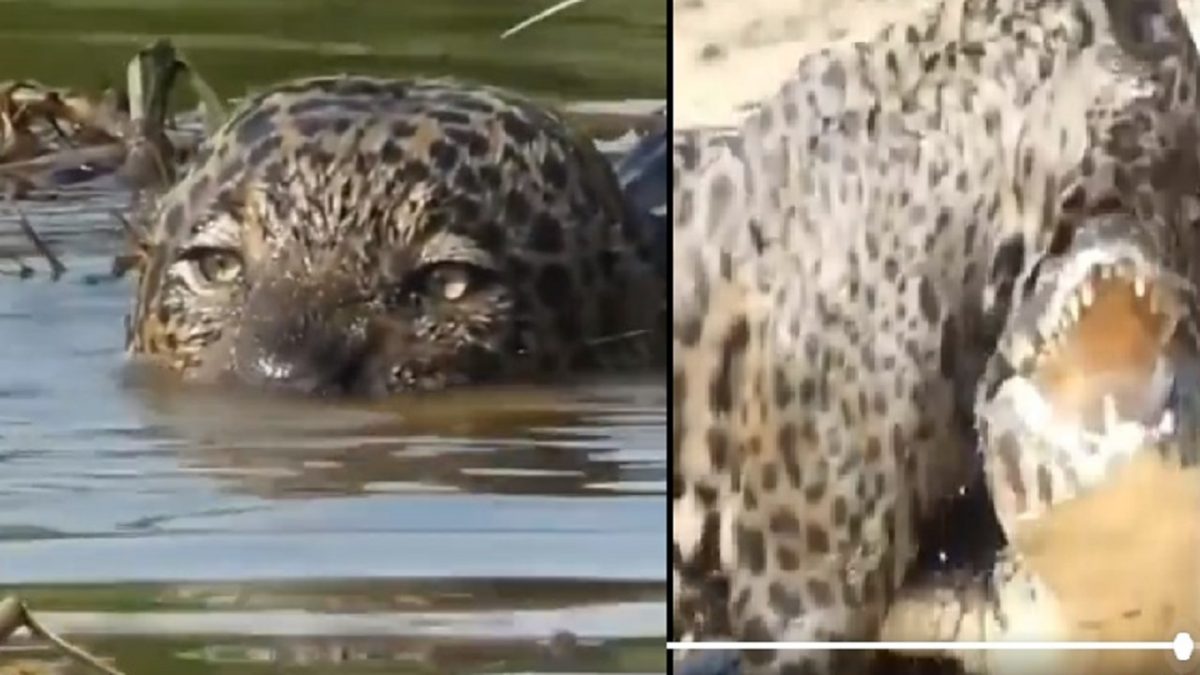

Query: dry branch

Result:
[8,203,65,279]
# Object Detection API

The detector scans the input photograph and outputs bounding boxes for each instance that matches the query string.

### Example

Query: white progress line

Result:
[668,633,1197,662]
[667,641,1173,651]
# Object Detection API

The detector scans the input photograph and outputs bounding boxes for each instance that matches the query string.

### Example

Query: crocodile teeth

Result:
[1135,276,1147,297]
[1102,393,1119,434]
[1039,321,1057,342]
[1010,335,1034,365]
[1039,334,1060,362]
[1149,286,1175,319]
[1066,295,1081,322]
[1079,283,1094,307]
[1159,409,1176,435]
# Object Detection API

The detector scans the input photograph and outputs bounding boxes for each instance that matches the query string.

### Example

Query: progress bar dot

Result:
[1174,633,1194,662]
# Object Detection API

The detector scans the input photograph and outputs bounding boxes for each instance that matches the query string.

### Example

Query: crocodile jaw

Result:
[982,238,1188,537]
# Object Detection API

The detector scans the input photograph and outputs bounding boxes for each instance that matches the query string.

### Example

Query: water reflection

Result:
[0,254,665,583]
[0,0,665,102]
[123,368,665,499]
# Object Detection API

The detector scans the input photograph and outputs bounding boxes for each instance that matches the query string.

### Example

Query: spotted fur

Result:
[672,0,1200,672]
[126,76,663,395]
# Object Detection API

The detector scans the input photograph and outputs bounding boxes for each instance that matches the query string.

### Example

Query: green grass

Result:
[0,0,665,101]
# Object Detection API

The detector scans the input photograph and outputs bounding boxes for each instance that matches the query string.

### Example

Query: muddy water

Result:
[0,1,666,672]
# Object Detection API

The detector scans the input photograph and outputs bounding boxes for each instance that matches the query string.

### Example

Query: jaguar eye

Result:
[185,247,244,285]
[390,262,492,308]
[429,264,472,301]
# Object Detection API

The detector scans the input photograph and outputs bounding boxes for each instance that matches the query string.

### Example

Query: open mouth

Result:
[995,257,1187,449]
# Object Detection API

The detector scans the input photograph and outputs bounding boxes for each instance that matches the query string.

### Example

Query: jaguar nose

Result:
[229,276,372,396]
